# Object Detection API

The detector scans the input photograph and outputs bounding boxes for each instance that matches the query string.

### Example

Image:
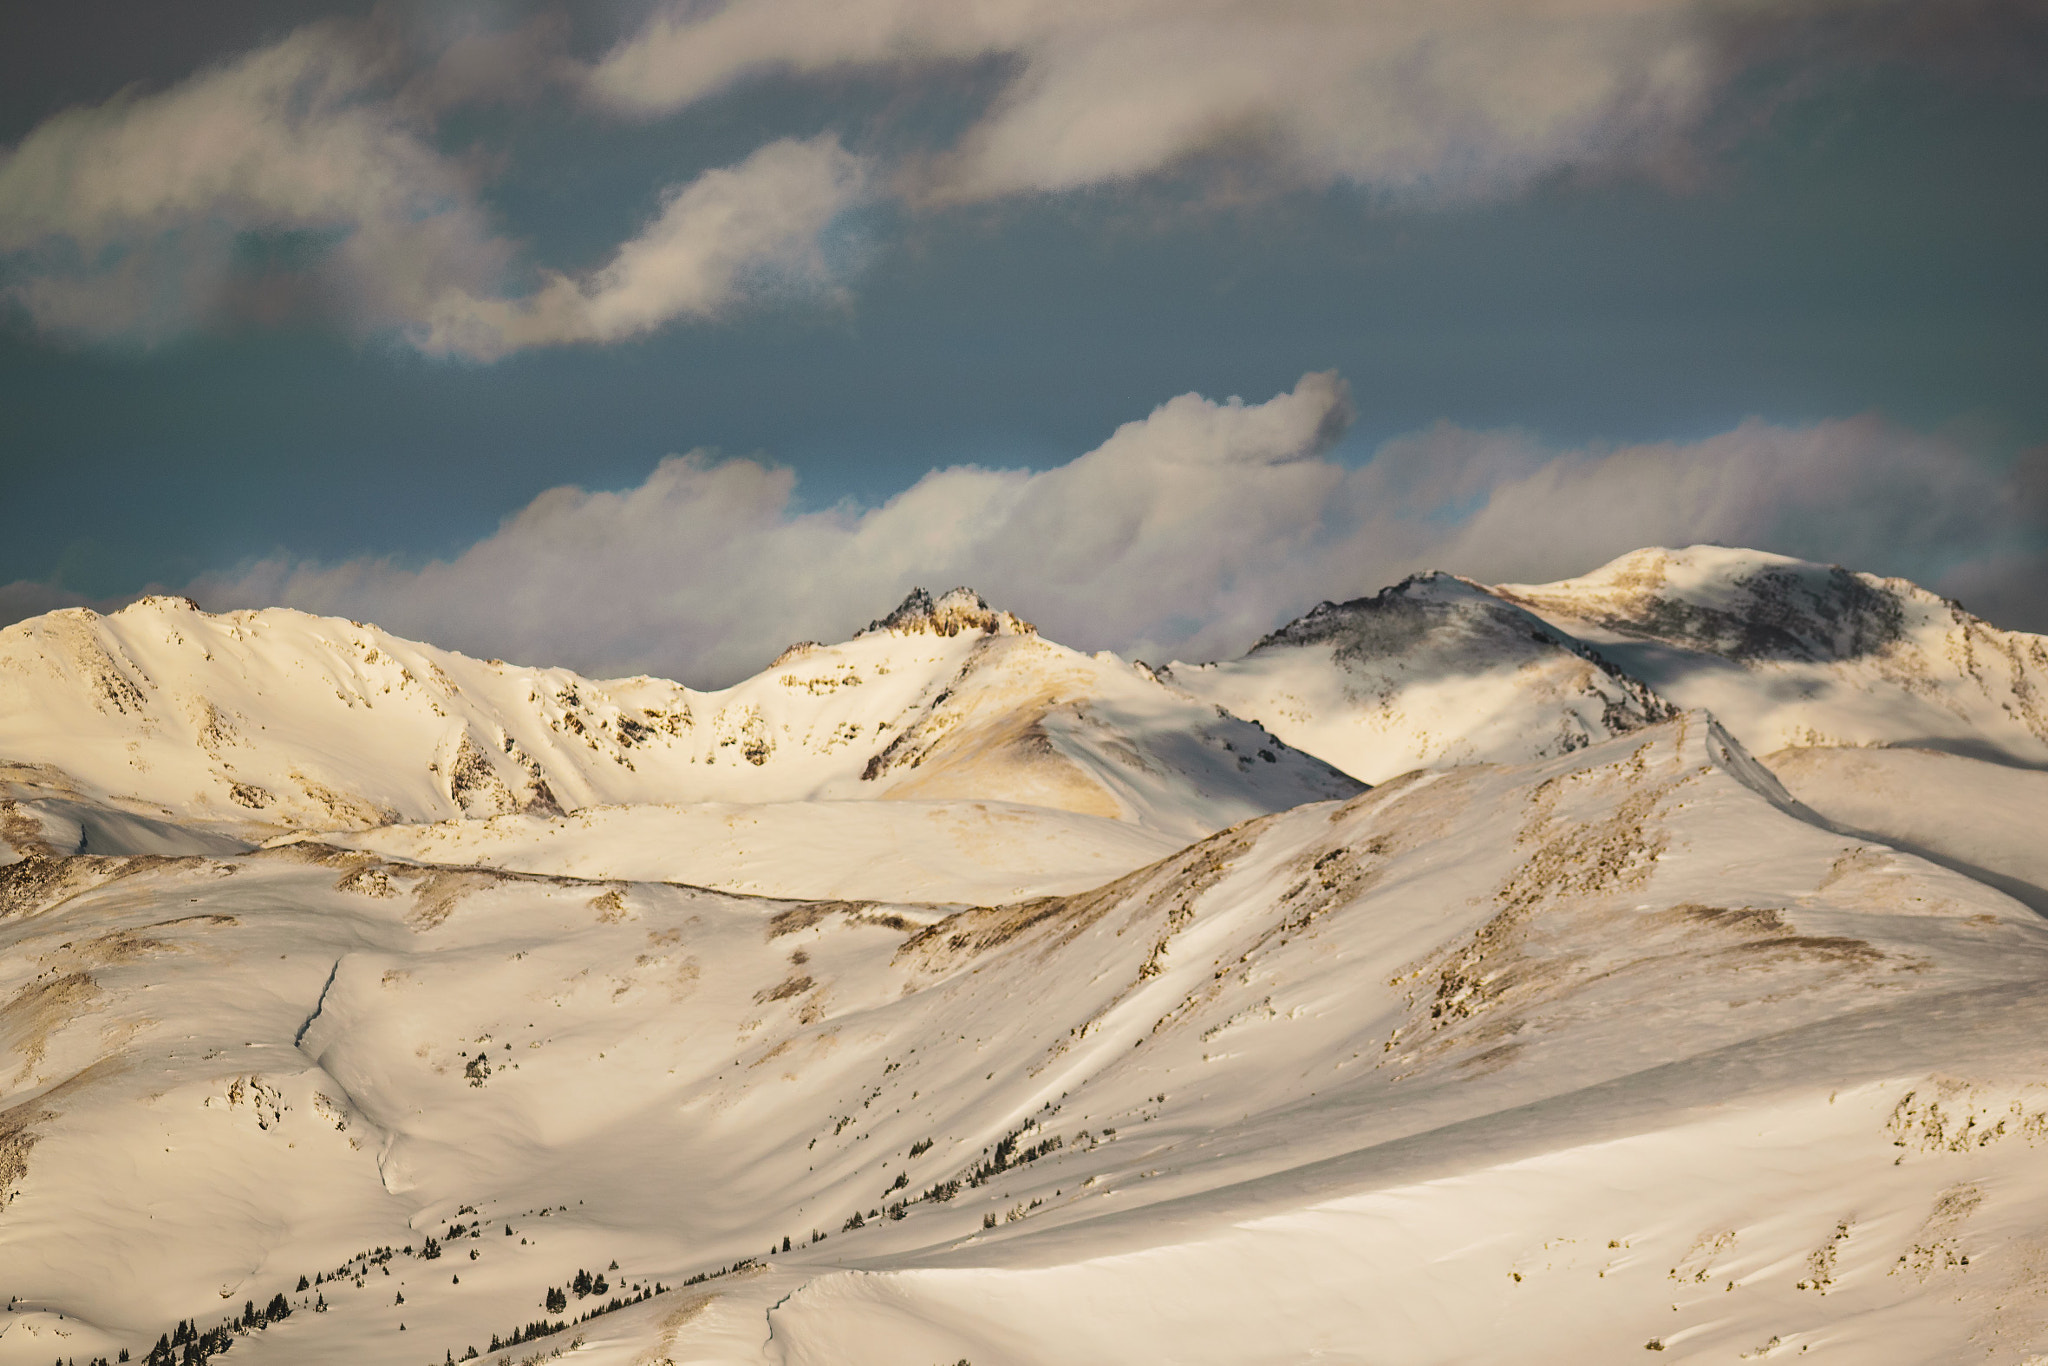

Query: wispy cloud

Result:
[184,373,2046,684]
[585,0,1722,203]
[0,24,869,356]
[0,25,495,341]
[412,135,868,361]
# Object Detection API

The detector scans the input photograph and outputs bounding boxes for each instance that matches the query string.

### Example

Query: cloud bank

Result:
[181,373,2046,686]
[4,0,2022,353]
[586,0,1719,203]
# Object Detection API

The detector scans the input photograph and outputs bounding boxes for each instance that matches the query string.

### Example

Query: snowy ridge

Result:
[1500,544,2048,766]
[0,589,1357,851]
[1166,547,2048,787]
[313,799,1187,904]
[1163,571,1674,783]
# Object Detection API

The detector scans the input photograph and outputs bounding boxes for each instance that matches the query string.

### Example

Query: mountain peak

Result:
[860,586,1035,640]
[1245,571,1504,656]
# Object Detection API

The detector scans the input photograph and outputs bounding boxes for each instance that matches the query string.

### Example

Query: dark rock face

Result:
[1609,563,1908,665]
[1248,573,1675,735]
[861,587,1035,640]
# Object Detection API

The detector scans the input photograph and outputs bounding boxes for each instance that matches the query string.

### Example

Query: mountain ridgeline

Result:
[5,546,2048,1366]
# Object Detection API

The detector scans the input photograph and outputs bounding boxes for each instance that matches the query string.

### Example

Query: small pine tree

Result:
[297,1275,309,1291]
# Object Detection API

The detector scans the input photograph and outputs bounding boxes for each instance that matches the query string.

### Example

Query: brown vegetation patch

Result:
[1894,1184,1982,1280]
[288,773,398,829]
[408,868,508,930]
[900,820,1266,980]
[0,1056,124,1212]
[3,971,102,1083]
[754,975,814,1004]
[766,902,877,940]
[1888,1080,2048,1156]
[0,801,59,859]
[0,854,105,919]
[0,1096,52,1208]
[253,840,376,869]
[633,1291,720,1366]
[1425,758,1675,1030]
[335,861,398,897]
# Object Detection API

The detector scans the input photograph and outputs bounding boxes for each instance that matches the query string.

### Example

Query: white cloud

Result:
[585,0,1722,202]
[190,372,2040,685]
[413,136,869,361]
[0,26,503,341]
[0,30,867,355]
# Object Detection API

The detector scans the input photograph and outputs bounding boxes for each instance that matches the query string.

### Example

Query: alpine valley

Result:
[4,545,2047,1366]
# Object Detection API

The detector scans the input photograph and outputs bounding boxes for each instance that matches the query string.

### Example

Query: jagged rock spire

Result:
[860,587,1035,639]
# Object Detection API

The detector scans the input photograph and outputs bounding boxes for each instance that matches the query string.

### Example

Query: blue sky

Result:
[3,0,2044,683]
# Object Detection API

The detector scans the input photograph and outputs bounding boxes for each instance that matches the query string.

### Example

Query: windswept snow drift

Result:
[5,551,2048,1364]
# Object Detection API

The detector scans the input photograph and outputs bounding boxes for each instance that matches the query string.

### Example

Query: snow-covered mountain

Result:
[0,588,1355,855]
[4,546,2048,1366]
[1161,571,1674,783]
[1499,544,2048,767]
[1168,546,2048,785]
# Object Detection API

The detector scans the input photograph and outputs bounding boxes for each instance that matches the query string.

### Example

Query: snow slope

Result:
[0,589,1355,848]
[1161,572,1674,783]
[1500,545,2048,766]
[307,799,1186,904]
[1761,745,2048,917]
[8,716,2048,1364]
